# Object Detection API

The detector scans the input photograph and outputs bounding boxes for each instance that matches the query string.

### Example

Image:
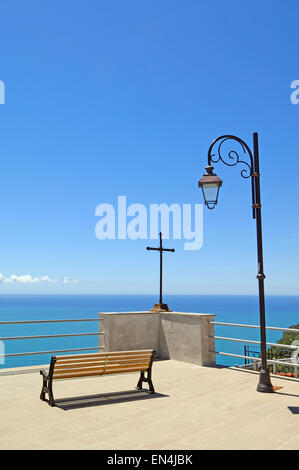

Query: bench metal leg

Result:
[136,372,145,390]
[40,391,46,401]
[136,370,155,394]
[40,377,55,406]
[148,377,155,394]
[147,368,155,394]
[40,380,46,402]
[48,383,55,407]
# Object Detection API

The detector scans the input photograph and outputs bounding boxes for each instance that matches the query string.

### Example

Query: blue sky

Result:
[0,0,298,295]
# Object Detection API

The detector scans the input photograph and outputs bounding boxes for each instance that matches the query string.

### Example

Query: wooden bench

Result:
[40,349,156,407]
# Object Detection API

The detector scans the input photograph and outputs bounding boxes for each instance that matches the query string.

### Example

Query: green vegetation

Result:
[275,324,299,345]
[266,324,299,374]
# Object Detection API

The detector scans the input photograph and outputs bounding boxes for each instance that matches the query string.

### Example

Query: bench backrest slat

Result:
[55,354,152,366]
[51,350,154,381]
[52,364,151,380]
[54,359,151,371]
[55,350,153,361]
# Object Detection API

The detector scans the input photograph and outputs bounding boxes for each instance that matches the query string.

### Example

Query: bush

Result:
[266,324,299,374]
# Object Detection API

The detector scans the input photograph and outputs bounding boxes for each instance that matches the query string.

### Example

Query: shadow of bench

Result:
[55,389,169,410]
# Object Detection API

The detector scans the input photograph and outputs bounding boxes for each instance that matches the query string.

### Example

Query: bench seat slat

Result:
[100,366,149,375]
[55,354,152,365]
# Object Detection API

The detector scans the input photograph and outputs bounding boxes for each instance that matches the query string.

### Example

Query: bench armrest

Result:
[40,369,48,379]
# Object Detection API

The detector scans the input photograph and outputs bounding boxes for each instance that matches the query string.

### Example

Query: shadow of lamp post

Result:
[198,132,274,393]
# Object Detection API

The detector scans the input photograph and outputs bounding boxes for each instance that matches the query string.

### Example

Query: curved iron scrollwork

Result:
[207,135,254,179]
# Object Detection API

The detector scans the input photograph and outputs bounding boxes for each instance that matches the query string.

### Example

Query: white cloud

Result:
[0,274,75,285]
[63,276,78,284]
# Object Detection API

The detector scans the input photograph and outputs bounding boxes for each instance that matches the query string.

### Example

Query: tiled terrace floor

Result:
[0,360,298,450]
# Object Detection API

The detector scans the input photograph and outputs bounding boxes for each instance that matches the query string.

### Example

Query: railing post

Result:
[98,317,107,352]
[200,315,215,366]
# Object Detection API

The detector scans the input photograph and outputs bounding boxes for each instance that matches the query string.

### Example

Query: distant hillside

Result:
[276,324,299,345]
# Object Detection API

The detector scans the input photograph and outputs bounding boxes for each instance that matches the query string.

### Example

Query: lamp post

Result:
[198,132,274,393]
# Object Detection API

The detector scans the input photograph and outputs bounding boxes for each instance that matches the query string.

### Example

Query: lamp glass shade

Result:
[201,183,220,209]
[198,166,223,209]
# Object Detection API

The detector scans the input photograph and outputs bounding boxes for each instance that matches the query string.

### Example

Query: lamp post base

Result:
[150,303,172,312]
[257,369,275,393]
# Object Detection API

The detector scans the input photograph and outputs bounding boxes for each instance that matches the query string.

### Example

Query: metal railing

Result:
[0,318,106,361]
[209,321,299,378]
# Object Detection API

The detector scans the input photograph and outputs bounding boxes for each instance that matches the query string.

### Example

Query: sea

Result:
[0,294,298,369]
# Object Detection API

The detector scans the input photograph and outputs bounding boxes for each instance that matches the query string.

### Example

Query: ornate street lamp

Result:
[199,133,274,393]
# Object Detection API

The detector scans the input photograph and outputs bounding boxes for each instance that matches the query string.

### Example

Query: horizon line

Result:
[0,293,298,297]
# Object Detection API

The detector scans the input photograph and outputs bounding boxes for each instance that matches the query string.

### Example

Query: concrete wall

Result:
[98,311,215,367]
[99,312,160,352]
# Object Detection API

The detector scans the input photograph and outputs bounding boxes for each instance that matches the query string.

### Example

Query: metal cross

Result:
[146,232,175,310]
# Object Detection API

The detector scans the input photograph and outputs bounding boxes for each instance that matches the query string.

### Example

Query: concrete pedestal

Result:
[98,311,215,367]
